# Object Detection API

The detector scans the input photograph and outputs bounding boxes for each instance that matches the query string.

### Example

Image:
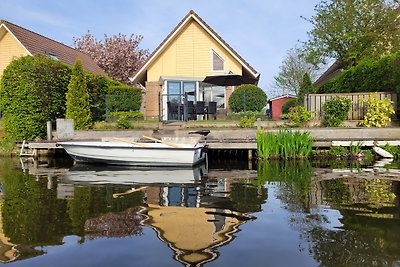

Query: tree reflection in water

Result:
[257,159,400,267]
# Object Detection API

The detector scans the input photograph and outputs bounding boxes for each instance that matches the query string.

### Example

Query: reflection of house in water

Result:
[0,200,43,263]
[142,185,253,267]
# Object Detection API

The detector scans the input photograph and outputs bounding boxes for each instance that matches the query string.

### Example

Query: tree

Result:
[73,32,149,85]
[304,0,400,67]
[274,47,321,95]
[298,73,313,105]
[66,60,92,129]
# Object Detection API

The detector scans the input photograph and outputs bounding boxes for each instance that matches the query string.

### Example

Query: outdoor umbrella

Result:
[202,74,258,86]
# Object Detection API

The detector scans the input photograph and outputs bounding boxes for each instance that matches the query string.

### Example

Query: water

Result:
[0,156,399,267]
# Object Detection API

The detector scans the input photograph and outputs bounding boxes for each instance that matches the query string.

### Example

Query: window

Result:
[46,52,59,61]
[212,49,224,71]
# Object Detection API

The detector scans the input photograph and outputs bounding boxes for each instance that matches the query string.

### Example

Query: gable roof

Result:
[313,60,344,87]
[0,20,105,74]
[131,10,259,84]
[269,94,297,102]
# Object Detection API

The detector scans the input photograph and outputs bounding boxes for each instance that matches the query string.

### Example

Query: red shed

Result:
[268,94,297,120]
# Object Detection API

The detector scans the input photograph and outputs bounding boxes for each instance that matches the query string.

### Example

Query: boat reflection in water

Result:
[62,163,255,267]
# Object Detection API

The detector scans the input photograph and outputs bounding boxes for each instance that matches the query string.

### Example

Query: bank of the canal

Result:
[22,126,400,158]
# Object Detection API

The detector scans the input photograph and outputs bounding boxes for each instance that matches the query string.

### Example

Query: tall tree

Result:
[274,47,321,95]
[66,60,92,129]
[73,32,149,85]
[298,73,313,105]
[304,0,400,67]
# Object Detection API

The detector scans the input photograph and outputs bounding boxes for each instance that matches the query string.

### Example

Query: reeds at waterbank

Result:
[256,129,313,160]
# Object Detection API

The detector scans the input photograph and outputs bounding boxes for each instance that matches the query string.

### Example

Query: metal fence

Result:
[304,92,397,120]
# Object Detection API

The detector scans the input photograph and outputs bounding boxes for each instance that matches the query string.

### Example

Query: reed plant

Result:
[257,129,313,160]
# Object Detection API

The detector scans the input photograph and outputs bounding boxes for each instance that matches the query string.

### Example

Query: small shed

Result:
[268,94,297,120]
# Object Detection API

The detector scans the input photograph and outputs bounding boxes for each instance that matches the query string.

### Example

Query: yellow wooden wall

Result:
[0,31,29,77]
[147,19,242,82]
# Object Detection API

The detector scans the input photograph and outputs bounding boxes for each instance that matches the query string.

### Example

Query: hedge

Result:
[106,85,142,113]
[0,55,71,140]
[228,84,267,113]
[317,52,400,116]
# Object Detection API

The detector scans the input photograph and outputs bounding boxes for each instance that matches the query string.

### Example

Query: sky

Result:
[0,0,321,97]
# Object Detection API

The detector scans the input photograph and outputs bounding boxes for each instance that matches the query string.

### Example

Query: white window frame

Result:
[211,49,225,72]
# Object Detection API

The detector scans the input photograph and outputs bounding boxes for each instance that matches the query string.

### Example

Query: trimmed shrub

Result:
[107,85,142,113]
[322,96,352,127]
[66,60,92,130]
[229,84,267,113]
[0,55,71,140]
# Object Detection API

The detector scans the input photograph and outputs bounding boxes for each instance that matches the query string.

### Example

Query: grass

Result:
[256,129,313,160]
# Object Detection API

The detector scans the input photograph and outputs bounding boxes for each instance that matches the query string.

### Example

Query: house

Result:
[131,10,260,120]
[313,60,344,88]
[0,20,105,77]
[267,94,297,120]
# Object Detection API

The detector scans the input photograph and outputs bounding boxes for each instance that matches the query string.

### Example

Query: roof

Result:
[313,60,344,87]
[131,10,260,84]
[0,20,105,75]
[268,94,297,101]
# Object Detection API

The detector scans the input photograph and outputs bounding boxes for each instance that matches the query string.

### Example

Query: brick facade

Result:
[145,81,162,120]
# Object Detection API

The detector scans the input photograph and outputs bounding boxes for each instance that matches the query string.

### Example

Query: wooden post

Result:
[47,121,52,141]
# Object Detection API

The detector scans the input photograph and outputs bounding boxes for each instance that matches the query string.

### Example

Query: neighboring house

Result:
[131,10,260,120]
[267,94,297,120]
[313,60,345,88]
[0,20,105,77]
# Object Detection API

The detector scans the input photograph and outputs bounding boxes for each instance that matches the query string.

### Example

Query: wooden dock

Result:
[20,127,400,157]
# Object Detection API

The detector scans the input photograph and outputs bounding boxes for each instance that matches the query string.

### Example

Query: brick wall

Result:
[145,82,162,120]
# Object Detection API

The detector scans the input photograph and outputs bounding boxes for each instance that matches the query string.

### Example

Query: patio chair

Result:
[196,101,206,115]
[207,101,217,120]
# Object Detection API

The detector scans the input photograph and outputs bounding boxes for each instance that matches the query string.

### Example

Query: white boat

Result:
[56,130,210,167]
[62,164,207,185]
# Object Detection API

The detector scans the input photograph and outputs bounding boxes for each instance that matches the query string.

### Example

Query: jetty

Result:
[20,127,400,159]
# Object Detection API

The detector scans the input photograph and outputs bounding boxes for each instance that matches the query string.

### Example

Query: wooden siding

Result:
[147,20,242,82]
[0,31,29,76]
[305,92,397,120]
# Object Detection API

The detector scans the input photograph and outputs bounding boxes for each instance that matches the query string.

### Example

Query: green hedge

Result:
[106,85,142,113]
[228,84,267,113]
[318,52,400,116]
[0,55,71,140]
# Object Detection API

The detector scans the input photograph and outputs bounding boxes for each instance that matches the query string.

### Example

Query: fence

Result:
[305,92,397,120]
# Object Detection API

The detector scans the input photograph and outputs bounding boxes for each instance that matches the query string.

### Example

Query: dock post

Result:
[47,121,52,141]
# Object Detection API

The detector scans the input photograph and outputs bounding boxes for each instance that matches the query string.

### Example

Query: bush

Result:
[286,106,313,127]
[107,85,142,113]
[0,55,71,140]
[322,96,352,127]
[238,116,256,128]
[228,84,267,113]
[115,116,131,129]
[281,99,297,115]
[360,94,395,127]
[86,74,111,121]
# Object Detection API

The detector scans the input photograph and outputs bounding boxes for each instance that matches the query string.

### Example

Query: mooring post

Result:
[47,121,52,141]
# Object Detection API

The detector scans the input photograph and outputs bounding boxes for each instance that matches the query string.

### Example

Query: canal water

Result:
[0,156,399,267]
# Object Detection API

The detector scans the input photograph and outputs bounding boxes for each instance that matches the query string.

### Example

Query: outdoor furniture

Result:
[207,101,217,120]
[187,101,196,120]
[167,101,180,120]
[196,101,206,115]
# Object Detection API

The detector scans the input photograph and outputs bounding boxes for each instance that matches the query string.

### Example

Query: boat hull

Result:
[57,141,206,167]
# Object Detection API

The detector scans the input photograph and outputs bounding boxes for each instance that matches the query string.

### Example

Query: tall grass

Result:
[257,129,313,160]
